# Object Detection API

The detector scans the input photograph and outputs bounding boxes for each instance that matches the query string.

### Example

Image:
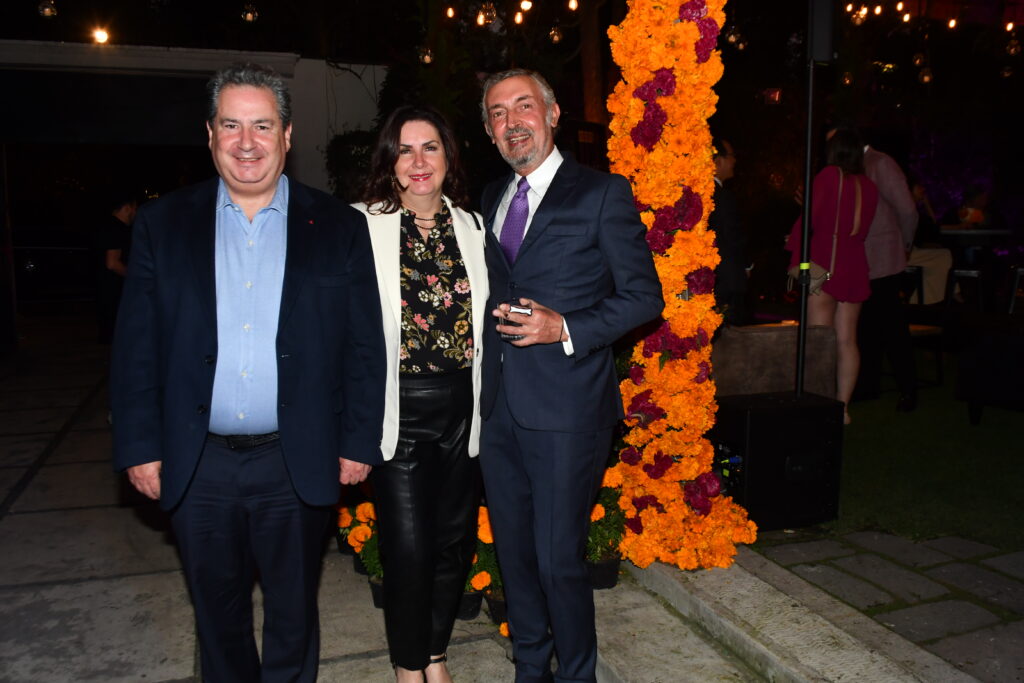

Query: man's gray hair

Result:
[480,68,557,132]
[207,63,292,127]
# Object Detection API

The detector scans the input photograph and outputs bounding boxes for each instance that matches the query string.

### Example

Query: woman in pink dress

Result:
[788,129,879,424]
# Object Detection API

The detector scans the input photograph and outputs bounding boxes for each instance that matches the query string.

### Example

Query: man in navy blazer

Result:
[110,63,385,682]
[479,69,663,682]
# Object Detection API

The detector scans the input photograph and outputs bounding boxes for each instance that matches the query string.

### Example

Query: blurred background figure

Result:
[94,187,137,344]
[907,181,953,305]
[711,135,751,326]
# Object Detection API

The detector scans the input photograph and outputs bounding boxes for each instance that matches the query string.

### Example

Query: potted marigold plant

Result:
[336,504,355,555]
[586,486,626,589]
[472,505,506,625]
[347,502,384,607]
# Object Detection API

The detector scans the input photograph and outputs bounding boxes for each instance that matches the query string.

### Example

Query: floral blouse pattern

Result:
[399,203,473,374]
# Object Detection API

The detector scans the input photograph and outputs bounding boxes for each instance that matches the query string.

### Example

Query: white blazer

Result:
[354,199,489,460]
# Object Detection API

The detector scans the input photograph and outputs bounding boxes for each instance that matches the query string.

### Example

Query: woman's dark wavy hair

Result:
[826,127,865,175]
[359,105,470,214]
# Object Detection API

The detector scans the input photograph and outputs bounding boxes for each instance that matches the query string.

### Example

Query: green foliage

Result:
[587,487,626,562]
[469,537,503,595]
[324,129,376,203]
[358,531,383,579]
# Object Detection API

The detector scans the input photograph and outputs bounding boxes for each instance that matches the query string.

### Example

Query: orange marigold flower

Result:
[355,502,375,523]
[477,506,493,544]
[470,571,491,591]
[499,622,510,637]
[347,524,372,552]
[337,507,354,529]
[591,504,606,522]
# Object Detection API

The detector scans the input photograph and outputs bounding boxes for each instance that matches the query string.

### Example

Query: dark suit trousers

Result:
[857,273,916,398]
[480,379,612,683]
[170,438,331,683]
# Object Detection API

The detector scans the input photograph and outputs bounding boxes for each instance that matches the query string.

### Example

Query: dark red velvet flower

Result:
[625,516,644,534]
[645,225,675,254]
[696,471,721,498]
[642,451,674,479]
[632,494,665,513]
[694,361,711,384]
[652,187,703,234]
[630,102,668,151]
[620,446,642,466]
[678,0,707,22]
[695,17,720,64]
[629,365,646,385]
[627,389,666,425]
[686,266,715,295]
[633,68,677,101]
[684,480,712,516]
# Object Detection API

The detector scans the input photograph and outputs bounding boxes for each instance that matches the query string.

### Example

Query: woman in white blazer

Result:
[353,105,487,683]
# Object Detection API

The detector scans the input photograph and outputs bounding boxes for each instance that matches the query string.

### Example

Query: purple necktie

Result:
[499,177,530,264]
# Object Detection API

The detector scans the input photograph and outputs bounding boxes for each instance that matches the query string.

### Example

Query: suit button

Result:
[204,355,215,365]
[279,402,289,408]
[279,353,290,359]
[196,405,207,415]
[509,281,517,290]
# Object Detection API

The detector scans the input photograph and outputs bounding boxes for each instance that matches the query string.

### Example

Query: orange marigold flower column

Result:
[606,0,757,570]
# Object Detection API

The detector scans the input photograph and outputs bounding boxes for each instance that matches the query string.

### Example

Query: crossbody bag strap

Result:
[850,176,864,236]
[829,169,844,274]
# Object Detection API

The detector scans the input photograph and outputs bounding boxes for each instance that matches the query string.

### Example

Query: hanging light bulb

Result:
[446,6,455,18]
[903,12,911,22]
[521,0,533,10]
[476,11,485,25]
[896,1,904,10]
[241,4,258,22]
[948,18,957,29]
[845,3,854,12]
[418,47,434,64]
[725,26,740,44]
[912,52,926,67]
[514,11,523,24]
[92,28,109,44]
[842,72,854,86]
[1007,22,1015,32]
[38,0,57,17]
[1008,39,1022,56]
[859,6,868,16]
[852,13,866,25]
[549,25,563,43]
[874,5,882,15]
[918,67,933,83]
[568,0,579,10]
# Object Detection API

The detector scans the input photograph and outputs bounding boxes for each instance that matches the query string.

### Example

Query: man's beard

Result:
[500,126,536,171]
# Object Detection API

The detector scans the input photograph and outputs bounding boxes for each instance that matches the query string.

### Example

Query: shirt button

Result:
[245,281,253,289]
[243,323,251,332]
[248,240,254,247]
[240,370,248,378]
[237,412,245,420]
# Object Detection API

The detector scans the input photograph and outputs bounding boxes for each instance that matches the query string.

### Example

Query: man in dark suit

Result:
[478,69,663,683]
[110,63,385,682]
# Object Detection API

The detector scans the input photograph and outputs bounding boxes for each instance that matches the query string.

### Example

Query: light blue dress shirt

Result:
[208,175,288,435]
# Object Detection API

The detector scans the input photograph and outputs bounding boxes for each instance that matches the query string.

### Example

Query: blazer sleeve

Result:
[109,208,165,471]
[561,174,664,359]
[338,210,387,465]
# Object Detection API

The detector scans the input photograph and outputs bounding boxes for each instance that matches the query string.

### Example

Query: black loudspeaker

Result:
[810,0,835,63]
[710,392,843,531]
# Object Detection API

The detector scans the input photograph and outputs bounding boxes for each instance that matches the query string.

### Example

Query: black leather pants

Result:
[370,369,481,671]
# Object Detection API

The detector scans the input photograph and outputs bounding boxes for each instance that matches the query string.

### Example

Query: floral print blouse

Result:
[398,204,473,374]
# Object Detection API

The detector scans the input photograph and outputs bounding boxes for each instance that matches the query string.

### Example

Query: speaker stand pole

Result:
[795,0,819,399]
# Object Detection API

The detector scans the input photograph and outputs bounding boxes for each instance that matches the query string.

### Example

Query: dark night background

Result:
[1,0,1022,307]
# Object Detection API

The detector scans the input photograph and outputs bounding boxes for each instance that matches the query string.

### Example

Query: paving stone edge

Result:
[625,547,979,683]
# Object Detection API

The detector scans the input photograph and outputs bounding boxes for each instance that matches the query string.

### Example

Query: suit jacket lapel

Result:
[187,179,218,331]
[279,179,316,327]
[516,157,579,262]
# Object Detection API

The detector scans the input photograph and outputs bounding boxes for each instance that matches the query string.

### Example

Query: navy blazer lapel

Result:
[279,179,315,327]
[516,157,579,261]
[187,179,219,330]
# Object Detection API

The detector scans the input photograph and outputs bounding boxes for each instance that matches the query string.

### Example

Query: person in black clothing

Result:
[710,137,749,325]
[95,189,137,343]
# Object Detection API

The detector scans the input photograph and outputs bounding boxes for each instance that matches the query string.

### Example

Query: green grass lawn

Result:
[826,354,1024,550]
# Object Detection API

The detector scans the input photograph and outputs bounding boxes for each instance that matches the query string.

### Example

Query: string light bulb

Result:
[568,0,578,10]
[241,3,258,22]
[476,11,485,25]
[874,5,882,15]
[92,28,109,44]
[918,67,933,83]
[903,12,911,22]
[912,52,926,67]
[859,6,868,16]
[38,0,57,17]
[418,47,434,64]
[549,25,563,43]
[446,6,455,18]
[1009,39,1021,56]
[948,18,957,29]
[514,10,523,24]
[1007,22,1015,32]
[845,3,853,12]
[521,0,533,10]
[896,1,903,10]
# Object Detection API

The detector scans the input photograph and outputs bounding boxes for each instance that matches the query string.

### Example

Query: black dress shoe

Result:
[896,392,917,412]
